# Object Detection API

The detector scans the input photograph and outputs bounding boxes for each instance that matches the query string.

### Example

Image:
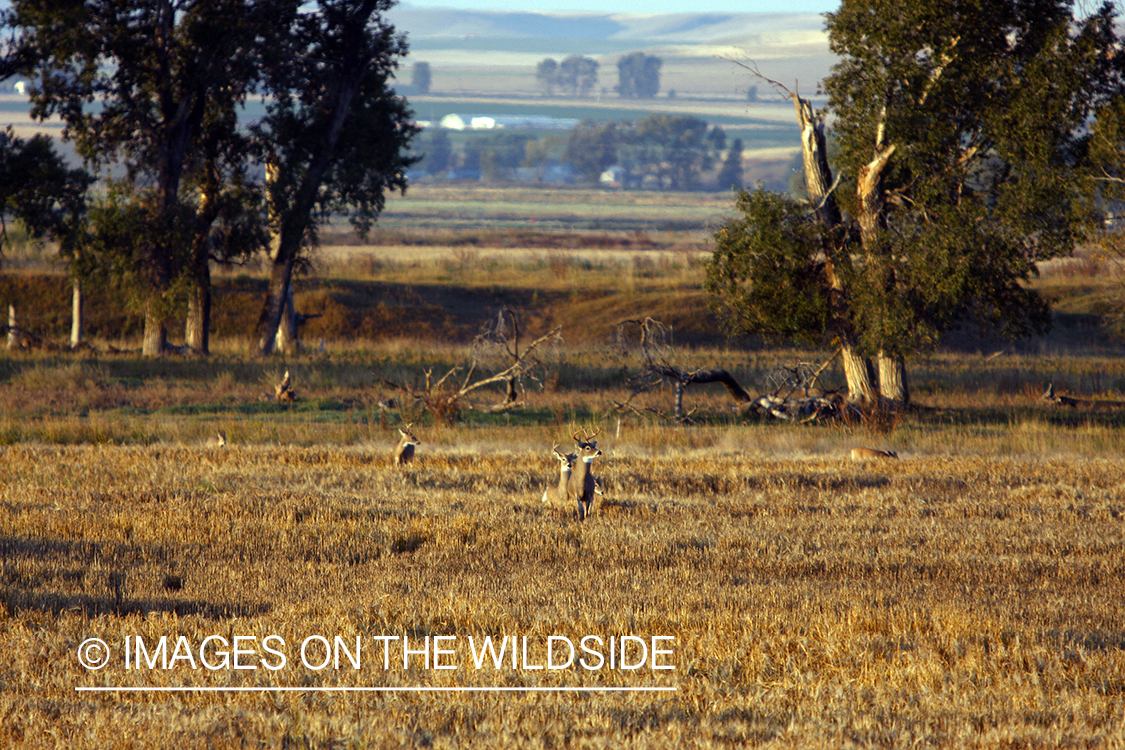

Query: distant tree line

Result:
[535,52,662,99]
[412,114,743,191]
[536,56,599,97]
[0,0,417,357]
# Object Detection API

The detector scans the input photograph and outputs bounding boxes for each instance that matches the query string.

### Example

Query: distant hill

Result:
[387,8,834,103]
[388,8,828,45]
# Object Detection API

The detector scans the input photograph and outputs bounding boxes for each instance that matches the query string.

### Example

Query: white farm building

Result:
[439,113,578,131]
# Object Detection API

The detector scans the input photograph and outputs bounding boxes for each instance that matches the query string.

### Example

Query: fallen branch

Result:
[377,324,563,423]
[1042,383,1125,410]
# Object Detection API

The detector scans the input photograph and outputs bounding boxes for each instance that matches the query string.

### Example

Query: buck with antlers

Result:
[569,426,603,521]
[541,445,577,505]
[393,424,421,466]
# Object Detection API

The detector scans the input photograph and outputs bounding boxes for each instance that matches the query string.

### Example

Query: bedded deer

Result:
[393,424,421,466]
[569,427,603,521]
[541,445,577,505]
[850,447,898,461]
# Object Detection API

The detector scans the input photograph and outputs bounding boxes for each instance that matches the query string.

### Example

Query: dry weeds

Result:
[2,443,1123,748]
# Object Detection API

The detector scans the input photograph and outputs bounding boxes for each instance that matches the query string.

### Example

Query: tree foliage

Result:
[708,0,1122,403]
[706,190,832,345]
[0,126,89,264]
[564,120,619,182]
[252,0,417,355]
[616,52,661,99]
[536,56,597,97]
[715,138,744,191]
[2,0,285,354]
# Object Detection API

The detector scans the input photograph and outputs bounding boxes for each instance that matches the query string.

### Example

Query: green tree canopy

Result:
[557,55,598,97]
[564,120,618,183]
[2,0,287,354]
[0,127,90,262]
[715,138,744,192]
[708,0,1122,405]
[536,58,559,96]
[252,0,417,355]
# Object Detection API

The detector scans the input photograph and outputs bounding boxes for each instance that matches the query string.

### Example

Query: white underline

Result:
[76,686,677,693]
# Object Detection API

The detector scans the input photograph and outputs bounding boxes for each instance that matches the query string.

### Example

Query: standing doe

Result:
[393,424,421,466]
[541,445,577,505]
[569,427,603,521]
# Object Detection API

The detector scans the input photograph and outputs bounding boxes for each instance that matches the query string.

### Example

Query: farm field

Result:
[2,440,1124,747]
[2,184,1125,747]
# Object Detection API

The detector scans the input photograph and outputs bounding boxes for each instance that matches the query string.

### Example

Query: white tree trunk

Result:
[7,304,19,350]
[70,279,84,348]
[877,351,909,407]
[142,302,166,357]
[841,345,878,404]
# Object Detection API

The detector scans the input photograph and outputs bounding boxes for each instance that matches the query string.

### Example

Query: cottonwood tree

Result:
[536,58,559,96]
[557,55,598,97]
[1085,84,1125,315]
[252,0,417,356]
[617,52,661,99]
[564,120,618,183]
[708,0,1122,407]
[2,0,286,356]
[0,127,89,264]
[715,137,744,191]
[0,127,90,345]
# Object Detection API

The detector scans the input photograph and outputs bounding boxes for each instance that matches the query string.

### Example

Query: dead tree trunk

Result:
[792,92,878,404]
[856,127,909,408]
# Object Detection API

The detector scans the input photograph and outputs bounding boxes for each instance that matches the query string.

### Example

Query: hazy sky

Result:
[398,0,837,14]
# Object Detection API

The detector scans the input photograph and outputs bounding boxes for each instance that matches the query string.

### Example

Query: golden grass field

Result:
[2,185,1125,747]
[2,341,1125,748]
[2,439,1124,748]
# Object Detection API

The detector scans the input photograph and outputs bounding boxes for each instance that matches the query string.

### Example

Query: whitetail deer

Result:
[541,445,577,505]
[393,424,421,466]
[569,427,602,521]
[850,447,898,461]
[275,370,296,403]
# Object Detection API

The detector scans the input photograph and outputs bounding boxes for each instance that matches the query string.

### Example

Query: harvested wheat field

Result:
[2,442,1123,748]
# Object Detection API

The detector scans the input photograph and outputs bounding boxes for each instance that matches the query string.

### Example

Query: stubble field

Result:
[2,184,1125,746]
[2,373,1125,746]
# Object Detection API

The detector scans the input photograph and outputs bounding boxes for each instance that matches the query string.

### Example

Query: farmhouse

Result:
[438,113,577,131]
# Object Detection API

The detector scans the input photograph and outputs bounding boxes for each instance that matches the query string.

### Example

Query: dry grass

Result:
[2,443,1123,748]
[1,342,1125,747]
[2,184,1125,745]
